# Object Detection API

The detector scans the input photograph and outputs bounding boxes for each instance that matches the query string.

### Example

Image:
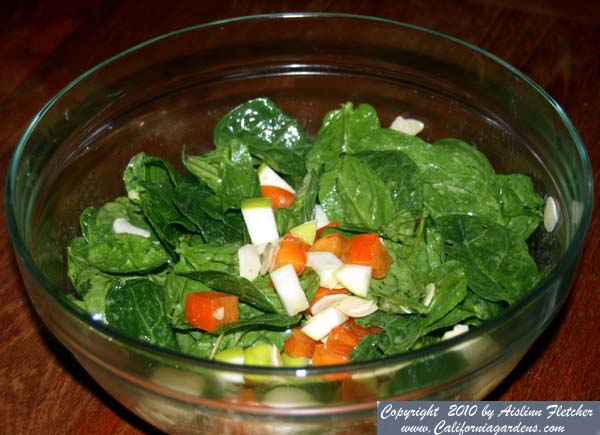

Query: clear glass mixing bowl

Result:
[6,13,593,435]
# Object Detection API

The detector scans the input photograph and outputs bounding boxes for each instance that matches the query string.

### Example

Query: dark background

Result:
[1,1,598,433]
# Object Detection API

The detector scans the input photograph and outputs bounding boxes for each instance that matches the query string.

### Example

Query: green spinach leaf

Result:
[319,155,395,230]
[306,102,379,170]
[423,261,467,326]
[213,98,310,176]
[498,173,543,240]
[416,138,503,224]
[182,271,283,313]
[123,152,182,202]
[299,268,320,303]
[350,127,430,155]
[182,146,225,193]
[137,181,197,249]
[173,177,246,244]
[355,150,422,212]
[439,214,539,304]
[106,279,178,349]
[174,238,239,274]
[215,314,301,334]
[219,140,261,211]
[80,198,169,273]
[356,312,423,356]
[351,334,383,361]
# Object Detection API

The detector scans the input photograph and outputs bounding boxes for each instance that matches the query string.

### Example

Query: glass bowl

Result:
[6,13,593,434]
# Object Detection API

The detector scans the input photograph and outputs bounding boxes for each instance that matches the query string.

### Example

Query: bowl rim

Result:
[5,12,594,377]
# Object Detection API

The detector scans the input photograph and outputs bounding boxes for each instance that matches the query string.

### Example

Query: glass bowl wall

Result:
[6,14,592,434]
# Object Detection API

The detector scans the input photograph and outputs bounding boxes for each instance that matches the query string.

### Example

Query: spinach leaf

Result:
[423,261,468,326]
[352,132,504,224]
[182,146,225,193]
[356,312,423,356]
[319,155,395,230]
[164,273,211,329]
[66,249,121,324]
[219,140,261,211]
[86,233,171,274]
[461,290,504,321]
[174,238,239,274]
[289,168,321,224]
[123,153,198,250]
[392,213,443,284]
[380,212,417,243]
[215,314,301,334]
[182,271,283,313]
[273,168,320,234]
[213,98,310,176]
[355,150,422,212]
[67,236,92,291]
[80,198,169,273]
[235,329,292,351]
[387,351,467,396]
[175,330,227,358]
[306,102,379,170]
[439,214,539,304]
[417,139,503,224]
[173,177,246,244]
[371,261,426,314]
[123,152,182,201]
[137,181,197,249]
[498,173,543,240]
[105,279,178,349]
[274,208,296,237]
[351,333,382,362]
[317,224,372,239]
[423,306,475,334]
[176,324,292,357]
[299,268,320,303]
[369,240,427,314]
[350,127,430,155]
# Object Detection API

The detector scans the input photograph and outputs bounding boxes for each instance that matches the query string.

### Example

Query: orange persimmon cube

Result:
[339,379,377,402]
[273,237,308,275]
[325,324,361,359]
[261,185,295,209]
[311,342,349,366]
[341,233,393,279]
[309,233,347,258]
[185,291,239,332]
[343,318,381,341]
[283,327,318,358]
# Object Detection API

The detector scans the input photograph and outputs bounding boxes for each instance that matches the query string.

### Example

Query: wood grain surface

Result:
[1,1,598,434]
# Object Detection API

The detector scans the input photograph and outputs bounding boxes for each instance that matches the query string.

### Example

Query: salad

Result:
[67,98,545,368]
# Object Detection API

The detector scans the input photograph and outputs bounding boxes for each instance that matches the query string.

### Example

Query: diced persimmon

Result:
[312,343,348,366]
[339,379,377,402]
[261,185,295,209]
[185,291,238,332]
[273,237,308,275]
[281,233,309,245]
[308,287,348,312]
[316,221,341,238]
[343,318,381,341]
[283,327,318,358]
[223,388,258,406]
[341,233,393,279]
[325,324,361,359]
[309,233,347,258]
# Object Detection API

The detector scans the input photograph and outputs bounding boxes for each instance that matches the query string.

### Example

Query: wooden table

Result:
[1,1,598,433]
